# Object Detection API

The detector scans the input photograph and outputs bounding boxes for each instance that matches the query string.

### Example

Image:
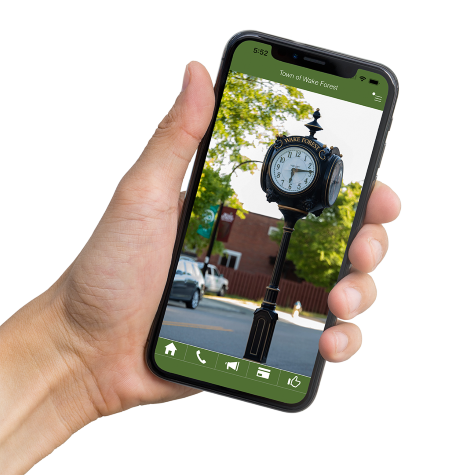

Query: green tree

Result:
[184,71,314,255]
[271,182,362,291]
[208,71,314,171]
[183,163,246,256]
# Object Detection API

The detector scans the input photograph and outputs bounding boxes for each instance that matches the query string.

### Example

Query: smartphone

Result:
[145,31,398,412]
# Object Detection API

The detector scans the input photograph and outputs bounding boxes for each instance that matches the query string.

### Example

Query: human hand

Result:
[319,181,401,361]
[0,61,215,473]
[0,61,399,473]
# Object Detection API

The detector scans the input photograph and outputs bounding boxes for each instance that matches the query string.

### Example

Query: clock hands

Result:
[291,167,312,173]
[287,166,312,185]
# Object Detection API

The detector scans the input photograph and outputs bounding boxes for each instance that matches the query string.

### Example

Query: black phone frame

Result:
[145,30,399,412]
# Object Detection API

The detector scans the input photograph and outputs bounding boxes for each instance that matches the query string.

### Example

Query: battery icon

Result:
[369,79,379,85]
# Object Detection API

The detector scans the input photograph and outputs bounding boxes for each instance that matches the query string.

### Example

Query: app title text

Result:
[280,70,338,91]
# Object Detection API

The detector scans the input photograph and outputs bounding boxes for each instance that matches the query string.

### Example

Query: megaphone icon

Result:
[225,361,240,371]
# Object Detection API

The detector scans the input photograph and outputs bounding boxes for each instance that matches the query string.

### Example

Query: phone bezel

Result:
[145,30,399,412]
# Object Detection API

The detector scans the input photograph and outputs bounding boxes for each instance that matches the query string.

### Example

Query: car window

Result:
[176,260,186,274]
[212,268,219,276]
[207,268,212,275]
[184,262,192,275]
[191,263,201,280]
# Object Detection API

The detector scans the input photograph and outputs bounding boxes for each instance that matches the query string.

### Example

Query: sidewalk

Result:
[204,296,325,331]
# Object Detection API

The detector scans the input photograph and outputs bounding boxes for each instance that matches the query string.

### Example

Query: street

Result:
[160,296,323,377]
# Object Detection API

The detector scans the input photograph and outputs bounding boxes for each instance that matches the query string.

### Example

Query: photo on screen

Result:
[154,43,386,403]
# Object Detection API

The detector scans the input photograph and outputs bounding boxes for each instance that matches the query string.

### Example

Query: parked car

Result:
[169,256,205,309]
[197,263,229,296]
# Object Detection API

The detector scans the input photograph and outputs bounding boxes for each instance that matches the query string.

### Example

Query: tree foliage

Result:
[184,71,314,255]
[271,182,362,291]
[184,163,246,256]
[208,71,314,172]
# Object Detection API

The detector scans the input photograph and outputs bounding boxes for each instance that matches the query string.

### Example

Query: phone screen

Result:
[154,40,389,405]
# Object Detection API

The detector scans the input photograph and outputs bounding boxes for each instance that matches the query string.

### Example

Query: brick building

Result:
[204,211,300,282]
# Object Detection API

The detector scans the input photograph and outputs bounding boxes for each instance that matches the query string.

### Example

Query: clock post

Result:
[243,109,344,364]
[242,206,308,363]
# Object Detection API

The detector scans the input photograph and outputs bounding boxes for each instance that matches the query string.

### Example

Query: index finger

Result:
[364,181,401,225]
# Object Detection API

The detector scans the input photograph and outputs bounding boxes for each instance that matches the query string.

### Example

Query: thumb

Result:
[116,61,215,217]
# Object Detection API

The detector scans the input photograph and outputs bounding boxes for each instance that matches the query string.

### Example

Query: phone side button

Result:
[377,142,386,169]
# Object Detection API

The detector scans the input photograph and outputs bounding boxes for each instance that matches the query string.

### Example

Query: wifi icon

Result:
[359,76,366,81]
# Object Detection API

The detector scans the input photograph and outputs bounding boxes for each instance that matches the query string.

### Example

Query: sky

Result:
[182,86,382,219]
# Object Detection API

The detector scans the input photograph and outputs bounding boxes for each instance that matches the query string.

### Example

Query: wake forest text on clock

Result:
[280,136,323,153]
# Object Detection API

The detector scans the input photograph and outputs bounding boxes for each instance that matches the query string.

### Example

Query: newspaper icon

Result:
[256,367,271,379]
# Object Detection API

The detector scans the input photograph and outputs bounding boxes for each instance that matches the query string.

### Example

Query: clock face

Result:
[327,159,344,205]
[270,147,317,194]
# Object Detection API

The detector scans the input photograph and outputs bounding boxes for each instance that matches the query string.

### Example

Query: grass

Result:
[218,294,327,322]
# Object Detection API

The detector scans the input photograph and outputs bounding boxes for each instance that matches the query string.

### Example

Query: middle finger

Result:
[348,223,388,273]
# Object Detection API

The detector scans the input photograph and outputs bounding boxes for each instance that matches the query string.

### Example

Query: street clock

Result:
[244,109,344,364]
[260,108,344,216]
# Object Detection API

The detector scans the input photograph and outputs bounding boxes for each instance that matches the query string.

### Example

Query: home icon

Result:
[165,342,177,356]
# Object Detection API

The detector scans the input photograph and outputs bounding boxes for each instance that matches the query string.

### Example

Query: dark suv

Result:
[169,257,205,309]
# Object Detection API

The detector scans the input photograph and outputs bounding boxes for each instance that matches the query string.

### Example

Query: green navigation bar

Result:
[155,337,310,405]
[230,40,388,111]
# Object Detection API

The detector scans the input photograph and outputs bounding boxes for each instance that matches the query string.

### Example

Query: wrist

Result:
[0,286,100,474]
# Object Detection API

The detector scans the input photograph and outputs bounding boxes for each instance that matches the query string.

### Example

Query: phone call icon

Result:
[196,350,207,365]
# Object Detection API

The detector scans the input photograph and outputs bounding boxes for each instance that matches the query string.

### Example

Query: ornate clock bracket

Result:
[265,187,279,203]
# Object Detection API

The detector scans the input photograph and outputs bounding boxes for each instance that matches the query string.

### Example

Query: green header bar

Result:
[230,40,387,111]
[155,337,310,404]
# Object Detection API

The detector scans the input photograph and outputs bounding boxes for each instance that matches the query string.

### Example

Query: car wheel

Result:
[217,286,226,297]
[186,289,200,309]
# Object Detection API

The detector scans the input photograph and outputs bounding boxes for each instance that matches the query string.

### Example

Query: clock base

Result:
[243,207,308,363]
[243,307,279,363]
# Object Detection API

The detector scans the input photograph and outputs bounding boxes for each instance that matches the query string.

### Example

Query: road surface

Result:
[160,296,323,377]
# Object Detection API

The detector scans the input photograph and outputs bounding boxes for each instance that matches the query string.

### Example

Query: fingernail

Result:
[344,287,362,314]
[334,332,348,354]
[181,64,190,92]
[369,238,383,270]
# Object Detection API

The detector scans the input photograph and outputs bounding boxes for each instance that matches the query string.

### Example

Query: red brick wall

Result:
[198,211,300,281]
[224,212,279,274]
[195,210,329,312]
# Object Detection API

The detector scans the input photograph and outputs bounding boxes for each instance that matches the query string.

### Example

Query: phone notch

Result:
[304,56,325,66]
[272,46,357,78]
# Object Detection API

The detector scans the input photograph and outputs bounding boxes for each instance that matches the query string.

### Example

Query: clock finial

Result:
[305,108,323,138]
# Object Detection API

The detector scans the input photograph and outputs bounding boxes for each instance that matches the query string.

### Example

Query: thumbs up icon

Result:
[287,376,301,388]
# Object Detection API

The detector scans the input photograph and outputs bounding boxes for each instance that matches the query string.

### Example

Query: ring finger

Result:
[327,271,377,321]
